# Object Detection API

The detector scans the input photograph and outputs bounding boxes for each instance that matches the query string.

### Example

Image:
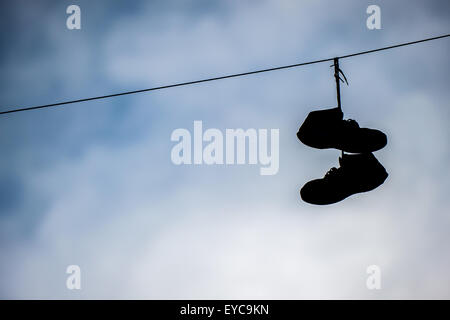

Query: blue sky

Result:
[0,0,449,298]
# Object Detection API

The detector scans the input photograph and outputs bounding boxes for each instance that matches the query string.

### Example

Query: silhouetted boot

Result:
[300,153,388,205]
[297,107,387,153]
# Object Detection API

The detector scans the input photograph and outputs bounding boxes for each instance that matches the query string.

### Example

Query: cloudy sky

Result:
[0,0,449,299]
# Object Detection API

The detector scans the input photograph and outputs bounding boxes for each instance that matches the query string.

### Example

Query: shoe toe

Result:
[300,179,349,205]
[300,180,327,205]
[300,181,315,203]
[348,129,387,153]
[368,130,387,151]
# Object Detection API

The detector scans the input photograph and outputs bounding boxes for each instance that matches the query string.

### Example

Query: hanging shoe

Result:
[300,153,388,205]
[297,107,387,153]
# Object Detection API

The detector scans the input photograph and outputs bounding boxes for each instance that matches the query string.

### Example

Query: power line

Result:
[1,33,449,116]
[339,34,449,59]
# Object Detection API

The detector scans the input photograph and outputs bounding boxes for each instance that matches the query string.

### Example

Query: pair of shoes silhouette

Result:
[297,106,388,205]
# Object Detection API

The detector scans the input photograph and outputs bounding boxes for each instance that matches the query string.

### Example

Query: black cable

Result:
[1,34,449,116]
[338,34,449,59]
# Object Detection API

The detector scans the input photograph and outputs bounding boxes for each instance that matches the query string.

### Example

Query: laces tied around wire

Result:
[331,57,348,112]
[331,57,349,157]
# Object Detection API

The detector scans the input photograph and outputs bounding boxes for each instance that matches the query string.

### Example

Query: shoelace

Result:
[325,167,342,179]
[344,119,360,128]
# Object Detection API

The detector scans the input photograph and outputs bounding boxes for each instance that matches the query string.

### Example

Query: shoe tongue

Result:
[340,153,373,168]
[339,154,357,167]
[333,108,344,120]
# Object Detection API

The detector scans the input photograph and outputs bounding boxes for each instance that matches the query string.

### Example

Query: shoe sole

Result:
[300,170,388,205]
[297,129,388,153]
